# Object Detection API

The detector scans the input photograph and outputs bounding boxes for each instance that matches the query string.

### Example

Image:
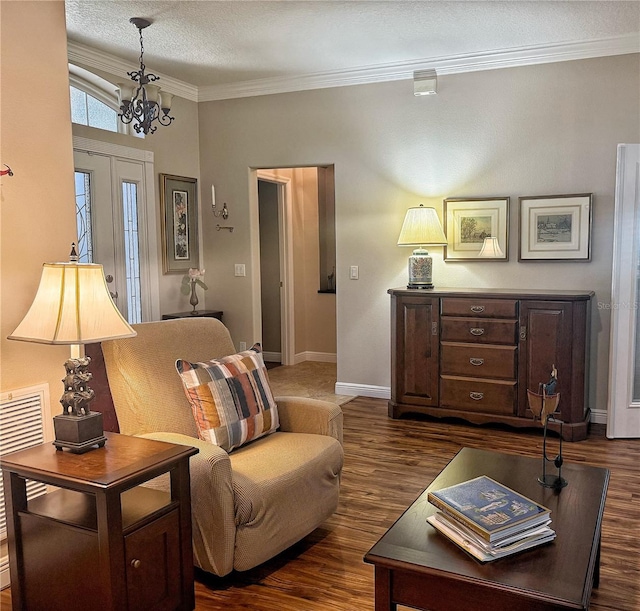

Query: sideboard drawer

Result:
[441,298,518,319]
[440,376,516,414]
[440,318,518,345]
[441,342,517,379]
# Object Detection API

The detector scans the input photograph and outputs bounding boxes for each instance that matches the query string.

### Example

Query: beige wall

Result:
[1,1,77,414]
[198,54,639,416]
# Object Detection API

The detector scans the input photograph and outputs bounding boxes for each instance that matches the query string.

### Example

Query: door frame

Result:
[73,136,161,322]
[607,143,640,438]
[251,170,295,365]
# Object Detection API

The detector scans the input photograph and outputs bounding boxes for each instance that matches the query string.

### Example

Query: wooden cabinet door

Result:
[125,510,181,611]
[391,294,440,408]
[518,301,575,420]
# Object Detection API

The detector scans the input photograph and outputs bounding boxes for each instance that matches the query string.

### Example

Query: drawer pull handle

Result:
[470,305,485,313]
[131,559,141,569]
[470,327,485,336]
[470,392,484,401]
[469,358,484,366]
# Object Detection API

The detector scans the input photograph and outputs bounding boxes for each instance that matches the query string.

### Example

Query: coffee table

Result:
[364,447,609,611]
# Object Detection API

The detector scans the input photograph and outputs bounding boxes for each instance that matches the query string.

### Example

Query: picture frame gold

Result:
[160,174,199,274]
[444,197,509,261]
[519,194,592,261]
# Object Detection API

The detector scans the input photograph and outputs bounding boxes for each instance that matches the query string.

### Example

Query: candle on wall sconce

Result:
[211,185,229,219]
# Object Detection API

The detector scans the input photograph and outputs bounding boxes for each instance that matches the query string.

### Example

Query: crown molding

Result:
[67,41,198,102]
[69,34,638,104]
[199,34,639,101]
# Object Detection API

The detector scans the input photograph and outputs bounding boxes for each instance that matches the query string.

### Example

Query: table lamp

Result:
[397,204,448,289]
[8,244,136,453]
[478,236,505,258]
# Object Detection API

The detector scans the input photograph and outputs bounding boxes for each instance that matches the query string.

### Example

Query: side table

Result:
[162,310,223,321]
[1,432,198,611]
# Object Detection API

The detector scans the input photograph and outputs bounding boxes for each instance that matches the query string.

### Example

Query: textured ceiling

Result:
[65,1,640,88]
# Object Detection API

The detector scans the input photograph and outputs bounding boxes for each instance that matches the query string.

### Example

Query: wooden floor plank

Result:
[2,397,639,610]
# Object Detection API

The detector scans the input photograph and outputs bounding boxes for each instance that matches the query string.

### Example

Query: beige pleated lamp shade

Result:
[8,262,136,345]
[397,205,447,246]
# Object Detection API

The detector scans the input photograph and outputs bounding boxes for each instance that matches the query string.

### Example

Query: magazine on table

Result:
[427,512,556,562]
[427,475,551,543]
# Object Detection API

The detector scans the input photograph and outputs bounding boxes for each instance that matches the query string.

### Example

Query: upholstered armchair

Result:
[101,317,343,577]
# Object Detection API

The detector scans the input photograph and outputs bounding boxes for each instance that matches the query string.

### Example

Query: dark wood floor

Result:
[2,397,639,610]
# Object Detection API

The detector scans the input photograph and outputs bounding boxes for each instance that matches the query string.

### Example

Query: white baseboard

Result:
[263,351,282,363]
[293,351,337,364]
[335,382,390,399]
[590,408,607,425]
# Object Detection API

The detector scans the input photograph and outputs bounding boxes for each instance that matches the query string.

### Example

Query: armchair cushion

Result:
[176,344,279,452]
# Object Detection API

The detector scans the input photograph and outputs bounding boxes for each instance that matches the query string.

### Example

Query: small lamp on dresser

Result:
[8,244,136,453]
[397,204,448,289]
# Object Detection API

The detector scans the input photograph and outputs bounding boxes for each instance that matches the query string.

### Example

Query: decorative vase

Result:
[189,281,199,314]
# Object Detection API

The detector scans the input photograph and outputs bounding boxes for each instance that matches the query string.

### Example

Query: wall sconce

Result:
[414,69,437,96]
[478,236,505,258]
[211,185,228,219]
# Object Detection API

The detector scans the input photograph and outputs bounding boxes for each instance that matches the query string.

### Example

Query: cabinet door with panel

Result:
[389,294,439,416]
[518,299,590,440]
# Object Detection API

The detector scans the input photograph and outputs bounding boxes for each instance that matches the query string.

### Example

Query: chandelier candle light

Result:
[397,204,448,289]
[117,18,174,135]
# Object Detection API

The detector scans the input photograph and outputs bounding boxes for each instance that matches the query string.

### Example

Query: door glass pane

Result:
[122,181,142,324]
[74,171,93,263]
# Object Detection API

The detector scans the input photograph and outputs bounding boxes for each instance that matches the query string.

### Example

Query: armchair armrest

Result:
[138,432,236,577]
[274,396,343,445]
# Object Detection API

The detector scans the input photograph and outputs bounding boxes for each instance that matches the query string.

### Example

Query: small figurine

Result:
[60,356,95,416]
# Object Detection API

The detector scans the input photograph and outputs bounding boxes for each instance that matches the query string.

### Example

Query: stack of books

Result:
[426,475,555,562]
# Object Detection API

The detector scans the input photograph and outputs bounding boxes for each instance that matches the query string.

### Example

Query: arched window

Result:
[70,85,118,132]
[68,64,140,136]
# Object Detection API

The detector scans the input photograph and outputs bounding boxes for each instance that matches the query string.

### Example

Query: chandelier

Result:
[117,18,174,135]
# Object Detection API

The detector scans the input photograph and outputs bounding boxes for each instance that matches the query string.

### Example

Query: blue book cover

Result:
[427,475,551,542]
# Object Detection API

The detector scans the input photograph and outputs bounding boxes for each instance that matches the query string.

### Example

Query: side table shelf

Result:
[1,432,198,611]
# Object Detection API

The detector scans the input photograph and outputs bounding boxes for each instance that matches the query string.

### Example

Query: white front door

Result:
[73,141,159,324]
[607,143,640,438]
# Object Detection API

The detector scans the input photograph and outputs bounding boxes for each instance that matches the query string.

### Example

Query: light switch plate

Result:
[235,264,246,277]
[350,265,359,280]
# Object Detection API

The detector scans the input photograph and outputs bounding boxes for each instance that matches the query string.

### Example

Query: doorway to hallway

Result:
[254,167,336,367]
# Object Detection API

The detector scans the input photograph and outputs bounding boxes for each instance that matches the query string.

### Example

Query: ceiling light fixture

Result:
[117,18,174,135]
[414,69,437,96]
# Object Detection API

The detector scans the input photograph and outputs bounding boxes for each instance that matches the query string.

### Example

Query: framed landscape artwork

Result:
[444,197,509,261]
[519,194,592,261]
[160,174,199,273]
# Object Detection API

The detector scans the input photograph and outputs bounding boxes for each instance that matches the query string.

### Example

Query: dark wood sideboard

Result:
[388,288,594,441]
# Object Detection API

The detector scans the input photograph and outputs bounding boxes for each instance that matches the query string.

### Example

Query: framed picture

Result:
[519,194,592,261]
[160,174,199,274]
[444,197,509,261]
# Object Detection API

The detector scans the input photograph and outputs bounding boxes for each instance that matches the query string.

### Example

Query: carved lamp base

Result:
[53,412,107,453]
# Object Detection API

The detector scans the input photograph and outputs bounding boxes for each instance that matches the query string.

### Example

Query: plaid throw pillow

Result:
[176,344,279,452]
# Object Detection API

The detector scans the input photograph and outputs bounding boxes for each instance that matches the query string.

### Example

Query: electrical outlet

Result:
[234,264,246,277]
[239,342,247,351]
[350,265,359,280]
